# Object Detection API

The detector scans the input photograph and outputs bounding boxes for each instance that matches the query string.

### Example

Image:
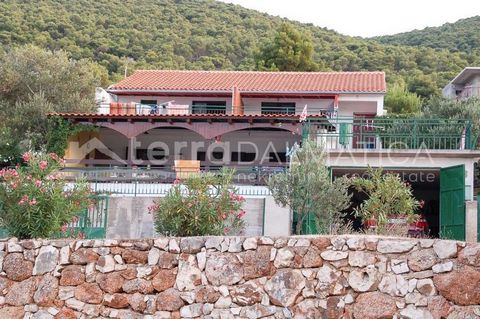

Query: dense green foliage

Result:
[384,83,422,114]
[256,23,318,71]
[0,0,479,94]
[152,169,246,236]
[0,152,92,239]
[422,97,480,146]
[374,16,480,53]
[0,46,105,165]
[268,140,351,235]
[45,117,97,158]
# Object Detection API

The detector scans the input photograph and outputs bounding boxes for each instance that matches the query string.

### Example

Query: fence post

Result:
[413,119,418,149]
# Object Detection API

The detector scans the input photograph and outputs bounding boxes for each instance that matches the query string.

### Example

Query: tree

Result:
[256,23,318,71]
[267,139,351,235]
[0,45,107,153]
[422,96,480,147]
[384,83,422,114]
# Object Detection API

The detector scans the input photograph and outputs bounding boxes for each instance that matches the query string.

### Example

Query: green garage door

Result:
[440,165,465,240]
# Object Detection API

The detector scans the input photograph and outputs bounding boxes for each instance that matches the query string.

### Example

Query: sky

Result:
[218,0,480,37]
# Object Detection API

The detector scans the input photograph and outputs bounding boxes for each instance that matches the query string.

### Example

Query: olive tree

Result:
[267,139,351,234]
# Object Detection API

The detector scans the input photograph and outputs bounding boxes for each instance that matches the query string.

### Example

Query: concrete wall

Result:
[466,201,478,243]
[326,151,479,200]
[105,196,289,239]
[1,235,479,318]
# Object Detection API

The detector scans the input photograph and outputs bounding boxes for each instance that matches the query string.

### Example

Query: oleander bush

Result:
[0,152,92,239]
[151,168,246,236]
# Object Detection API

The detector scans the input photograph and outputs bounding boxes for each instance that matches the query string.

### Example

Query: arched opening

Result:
[64,127,129,167]
[135,127,207,168]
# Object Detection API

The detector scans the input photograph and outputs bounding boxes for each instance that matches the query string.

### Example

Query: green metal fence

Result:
[312,117,475,150]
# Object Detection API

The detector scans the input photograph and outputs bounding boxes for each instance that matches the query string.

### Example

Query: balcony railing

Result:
[96,103,333,116]
[60,165,286,187]
[314,117,475,151]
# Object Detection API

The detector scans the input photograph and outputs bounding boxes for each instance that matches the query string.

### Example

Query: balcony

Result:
[96,102,333,117]
[458,85,480,99]
[314,117,475,151]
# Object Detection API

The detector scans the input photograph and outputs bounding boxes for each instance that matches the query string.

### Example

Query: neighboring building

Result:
[443,67,480,99]
[55,70,480,241]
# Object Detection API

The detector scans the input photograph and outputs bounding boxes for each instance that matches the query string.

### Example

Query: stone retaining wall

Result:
[0,235,479,318]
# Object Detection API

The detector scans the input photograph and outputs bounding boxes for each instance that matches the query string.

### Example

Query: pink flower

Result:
[22,152,32,162]
[39,161,48,170]
[18,195,29,205]
[61,224,68,233]
[173,178,181,185]
[29,198,37,206]
[221,213,227,220]
[237,210,246,219]
[223,227,230,235]
[35,180,42,188]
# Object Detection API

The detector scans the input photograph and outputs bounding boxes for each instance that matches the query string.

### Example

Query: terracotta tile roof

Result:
[50,112,327,120]
[108,70,386,94]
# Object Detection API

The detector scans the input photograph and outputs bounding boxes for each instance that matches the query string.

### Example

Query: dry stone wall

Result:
[0,235,479,319]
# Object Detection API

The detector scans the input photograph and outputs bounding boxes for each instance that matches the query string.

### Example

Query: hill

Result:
[0,0,479,95]
[374,16,480,53]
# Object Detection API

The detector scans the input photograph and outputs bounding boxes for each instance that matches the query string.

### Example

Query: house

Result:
[54,70,480,241]
[443,67,480,99]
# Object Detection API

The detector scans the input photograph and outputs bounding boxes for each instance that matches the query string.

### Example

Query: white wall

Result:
[326,151,478,200]
[113,93,385,117]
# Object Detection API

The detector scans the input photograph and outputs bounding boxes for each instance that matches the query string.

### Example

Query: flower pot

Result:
[364,218,377,230]
[386,214,410,235]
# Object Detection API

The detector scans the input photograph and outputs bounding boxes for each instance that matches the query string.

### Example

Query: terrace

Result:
[58,115,477,188]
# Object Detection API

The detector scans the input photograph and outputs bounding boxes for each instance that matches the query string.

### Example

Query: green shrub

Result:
[351,167,420,230]
[0,152,92,239]
[152,169,246,236]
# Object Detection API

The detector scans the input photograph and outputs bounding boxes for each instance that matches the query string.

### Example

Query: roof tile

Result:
[108,70,386,94]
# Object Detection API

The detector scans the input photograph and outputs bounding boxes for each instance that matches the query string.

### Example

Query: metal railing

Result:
[97,103,227,115]
[313,117,475,150]
[96,103,335,116]
[61,166,279,196]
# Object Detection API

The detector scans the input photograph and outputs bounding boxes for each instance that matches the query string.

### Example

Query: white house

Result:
[54,70,480,241]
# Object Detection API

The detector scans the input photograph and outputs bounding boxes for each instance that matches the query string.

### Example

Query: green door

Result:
[440,165,465,240]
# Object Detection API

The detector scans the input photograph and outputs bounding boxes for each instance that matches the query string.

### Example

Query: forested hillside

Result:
[374,16,480,53]
[1,0,479,96]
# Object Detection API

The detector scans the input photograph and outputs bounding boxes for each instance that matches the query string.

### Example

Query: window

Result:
[192,101,226,114]
[140,100,157,106]
[269,152,287,163]
[196,151,223,161]
[136,148,166,161]
[261,102,296,115]
[231,152,256,163]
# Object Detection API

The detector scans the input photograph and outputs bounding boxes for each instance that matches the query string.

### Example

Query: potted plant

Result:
[351,167,420,234]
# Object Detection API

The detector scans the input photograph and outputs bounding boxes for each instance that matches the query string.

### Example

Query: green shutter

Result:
[440,165,465,240]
